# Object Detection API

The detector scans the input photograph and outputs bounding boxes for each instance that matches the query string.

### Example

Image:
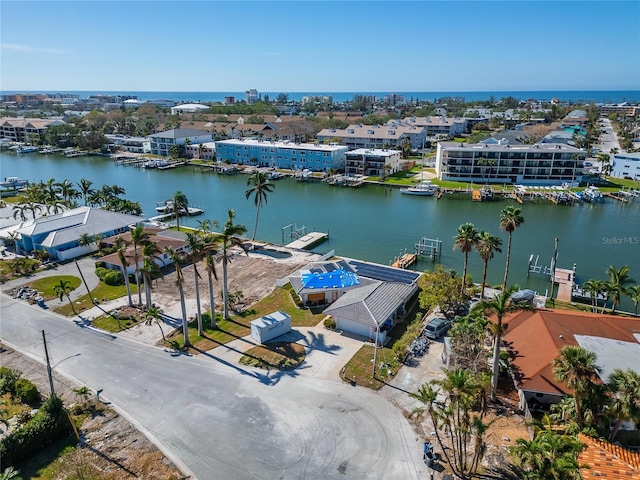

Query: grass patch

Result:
[54,282,136,317]
[26,276,81,301]
[239,342,306,370]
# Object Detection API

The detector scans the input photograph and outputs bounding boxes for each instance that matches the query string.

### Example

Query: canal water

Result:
[3,152,639,310]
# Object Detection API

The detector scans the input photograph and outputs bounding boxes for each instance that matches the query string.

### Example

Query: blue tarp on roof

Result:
[301,268,360,289]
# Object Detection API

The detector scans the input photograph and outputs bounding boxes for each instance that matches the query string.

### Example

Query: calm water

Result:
[3,152,640,310]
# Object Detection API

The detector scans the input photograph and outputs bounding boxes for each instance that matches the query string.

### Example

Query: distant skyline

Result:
[1,1,639,93]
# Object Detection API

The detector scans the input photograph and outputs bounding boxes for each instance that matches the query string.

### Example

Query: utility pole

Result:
[42,330,56,398]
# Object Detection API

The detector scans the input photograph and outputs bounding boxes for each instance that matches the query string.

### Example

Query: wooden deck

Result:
[285,232,328,250]
[391,253,417,269]
[554,267,575,302]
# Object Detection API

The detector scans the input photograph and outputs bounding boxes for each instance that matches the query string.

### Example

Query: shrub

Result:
[95,266,109,280]
[94,261,106,269]
[392,340,409,363]
[0,367,20,395]
[323,317,336,330]
[103,270,123,286]
[14,378,40,405]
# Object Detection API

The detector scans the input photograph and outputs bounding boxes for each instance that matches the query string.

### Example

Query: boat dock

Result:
[553,267,576,302]
[285,232,329,250]
[391,253,417,269]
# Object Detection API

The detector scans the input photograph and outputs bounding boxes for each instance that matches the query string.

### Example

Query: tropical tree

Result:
[499,205,524,290]
[628,285,640,316]
[217,209,248,320]
[411,369,488,479]
[197,218,220,327]
[245,171,275,241]
[582,279,607,313]
[113,236,133,306]
[607,368,640,441]
[130,224,150,305]
[475,231,502,299]
[453,223,479,291]
[185,231,205,336]
[605,264,633,313]
[172,190,189,231]
[165,246,190,347]
[552,345,602,430]
[145,305,166,342]
[140,242,162,308]
[53,279,76,314]
[78,233,92,249]
[478,284,530,400]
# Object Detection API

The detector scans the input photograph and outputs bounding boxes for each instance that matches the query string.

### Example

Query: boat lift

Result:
[527,254,554,277]
[415,237,442,260]
[281,223,307,244]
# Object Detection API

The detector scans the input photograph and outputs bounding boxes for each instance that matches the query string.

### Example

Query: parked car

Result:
[584,161,593,167]
[423,317,451,339]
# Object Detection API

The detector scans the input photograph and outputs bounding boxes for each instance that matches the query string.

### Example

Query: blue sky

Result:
[1,1,639,92]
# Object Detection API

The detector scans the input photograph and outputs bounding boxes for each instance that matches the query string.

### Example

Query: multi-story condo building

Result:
[105,134,150,154]
[401,116,468,137]
[345,149,402,177]
[147,128,213,157]
[246,89,259,105]
[598,103,639,118]
[611,152,640,180]
[316,124,426,150]
[0,117,66,142]
[436,141,585,185]
[185,142,216,160]
[215,138,348,172]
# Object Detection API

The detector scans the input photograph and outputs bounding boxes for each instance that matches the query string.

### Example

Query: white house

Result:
[345,149,402,177]
[170,103,210,115]
[147,128,213,157]
[317,124,426,150]
[611,152,640,180]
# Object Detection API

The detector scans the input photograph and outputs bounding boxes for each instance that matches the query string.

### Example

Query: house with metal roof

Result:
[14,206,143,261]
[316,123,426,150]
[147,128,213,156]
[288,259,420,342]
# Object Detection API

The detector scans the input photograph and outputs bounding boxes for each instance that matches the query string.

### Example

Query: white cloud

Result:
[1,43,66,54]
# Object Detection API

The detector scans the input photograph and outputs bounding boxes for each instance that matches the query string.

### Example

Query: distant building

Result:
[562,110,589,128]
[0,117,66,142]
[611,152,640,180]
[598,103,639,118]
[170,103,210,115]
[435,141,585,185]
[316,124,426,150]
[147,128,213,156]
[224,96,235,105]
[214,138,348,172]
[401,116,468,137]
[246,89,259,105]
[345,148,402,177]
[383,93,405,105]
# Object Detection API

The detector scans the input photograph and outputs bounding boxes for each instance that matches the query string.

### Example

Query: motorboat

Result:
[581,186,604,203]
[0,177,28,189]
[17,145,38,153]
[400,180,438,196]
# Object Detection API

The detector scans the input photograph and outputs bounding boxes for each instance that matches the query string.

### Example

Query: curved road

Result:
[0,295,428,480]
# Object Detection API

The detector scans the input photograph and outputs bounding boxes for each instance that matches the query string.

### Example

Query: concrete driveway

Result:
[0,296,431,480]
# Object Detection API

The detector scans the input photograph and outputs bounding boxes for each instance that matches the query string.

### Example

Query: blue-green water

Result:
[3,152,639,310]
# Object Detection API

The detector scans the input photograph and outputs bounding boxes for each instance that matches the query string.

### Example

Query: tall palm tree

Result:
[453,223,479,291]
[130,224,150,306]
[77,178,94,206]
[145,305,166,342]
[552,345,601,430]
[198,219,220,327]
[628,285,640,317]
[499,205,524,290]
[172,190,189,231]
[479,284,529,400]
[582,278,607,313]
[165,246,190,347]
[475,231,502,300]
[113,236,133,306]
[53,279,76,314]
[605,264,633,313]
[608,368,640,441]
[185,231,205,336]
[141,242,162,308]
[217,209,248,320]
[245,171,275,241]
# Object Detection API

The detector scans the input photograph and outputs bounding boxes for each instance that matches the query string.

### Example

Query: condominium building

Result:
[611,152,640,180]
[105,134,150,154]
[0,117,66,142]
[436,141,585,185]
[147,128,213,156]
[214,138,348,172]
[246,89,259,105]
[598,103,639,117]
[345,149,402,177]
[401,116,468,137]
[316,124,426,150]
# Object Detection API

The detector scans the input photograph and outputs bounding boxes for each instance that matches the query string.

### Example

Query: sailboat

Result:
[400,141,438,196]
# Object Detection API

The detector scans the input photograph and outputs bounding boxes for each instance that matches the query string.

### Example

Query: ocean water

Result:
[2,90,639,104]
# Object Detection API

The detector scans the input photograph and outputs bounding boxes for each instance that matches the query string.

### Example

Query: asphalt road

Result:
[0,295,428,480]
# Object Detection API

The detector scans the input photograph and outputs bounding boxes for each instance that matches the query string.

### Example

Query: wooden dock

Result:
[285,232,328,250]
[554,267,575,302]
[391,253,417,269]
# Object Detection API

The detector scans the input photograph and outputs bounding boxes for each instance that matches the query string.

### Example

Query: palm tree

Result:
[605,264,633,313]
[608,368,640,441]
[77,178,94,206]
[479,284,529,400]
[453,223,479,291]
[78,233,92,249]
[165,246,190,347]
[628,285,640,316]
[53,279,76,314]
[141,242,162,308]
[217,209,248,320]
[475,231,502,300]
[145,305,166,342]
[12,203,31,221]
[552,345,601,430]
[185,231,205,336]
[198,218,220,327]
[114,236,133,306]
[499,205,524,290]
[245,171,275,241]
[582,279,606,313]
[130,224,150,306]
[172,190,189,231]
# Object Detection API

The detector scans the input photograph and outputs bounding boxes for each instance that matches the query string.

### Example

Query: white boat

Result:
[581,186,604,203]
[17,146,38,153]
[0,177,28,189]
[400,180,438,196]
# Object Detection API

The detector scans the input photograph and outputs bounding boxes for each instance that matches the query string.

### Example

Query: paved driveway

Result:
[0,296,430,480]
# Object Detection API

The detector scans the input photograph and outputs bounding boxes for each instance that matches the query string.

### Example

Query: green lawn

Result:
[27,276,81,301]
[54,282,136,316]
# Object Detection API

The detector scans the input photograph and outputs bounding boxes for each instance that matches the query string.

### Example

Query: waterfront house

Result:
[500,309,640,413]
[147,128,213,157]
[185,141,216,160]
[288,259,420,342]
[316,124,426,150]
[0,117,66,143]
[435,141,585,185]
[345,148,402,177]
[13,206,143,261]
[105,134,151,154]
[214,138,348,172]
[577,434,640,477]
[611,152,640,181]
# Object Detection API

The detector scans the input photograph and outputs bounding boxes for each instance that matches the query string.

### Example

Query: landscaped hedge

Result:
[95,266,123,286]
[0,395,71,467]
[0,366,20,395]
[14,378,40,406]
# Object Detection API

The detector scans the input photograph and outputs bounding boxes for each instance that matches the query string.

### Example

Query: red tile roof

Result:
[578,434,640,478]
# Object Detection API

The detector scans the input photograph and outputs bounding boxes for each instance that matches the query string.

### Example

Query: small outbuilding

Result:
[250,311,292,344]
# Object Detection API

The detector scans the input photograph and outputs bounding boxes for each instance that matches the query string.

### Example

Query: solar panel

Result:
[348,260,420,284]
[324,263,337,272]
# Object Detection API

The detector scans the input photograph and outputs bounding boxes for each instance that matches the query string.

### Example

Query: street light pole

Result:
[372,321,381,378]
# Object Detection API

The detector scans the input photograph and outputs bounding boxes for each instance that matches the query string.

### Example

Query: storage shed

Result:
[250,311,292,344]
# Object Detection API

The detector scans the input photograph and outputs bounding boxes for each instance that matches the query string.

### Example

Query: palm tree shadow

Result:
[83,443,138,477]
